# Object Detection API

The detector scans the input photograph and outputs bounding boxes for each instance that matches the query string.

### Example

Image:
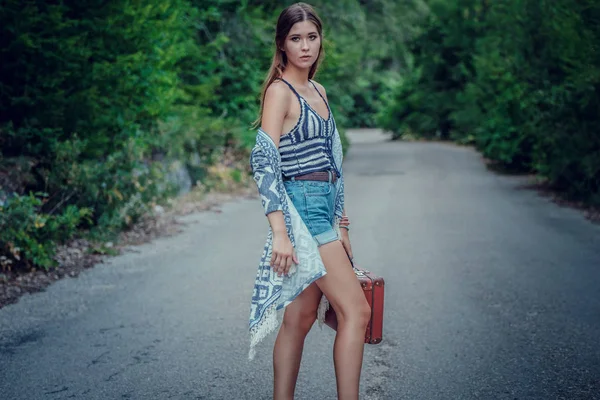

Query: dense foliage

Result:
[4,0,596,271]
[0,0,417,270]
[379,0,600,205]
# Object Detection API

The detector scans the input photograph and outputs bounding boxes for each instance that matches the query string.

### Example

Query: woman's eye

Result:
[310,36,317,40]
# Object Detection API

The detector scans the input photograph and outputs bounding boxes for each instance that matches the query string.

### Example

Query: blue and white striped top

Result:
[276,78,339,179]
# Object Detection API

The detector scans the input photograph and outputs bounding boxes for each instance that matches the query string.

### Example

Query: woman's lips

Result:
[300,55,311,60]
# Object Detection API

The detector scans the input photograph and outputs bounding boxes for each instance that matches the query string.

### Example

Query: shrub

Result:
[0,193,91,270]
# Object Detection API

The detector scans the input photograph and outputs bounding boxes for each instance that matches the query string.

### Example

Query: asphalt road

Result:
[1,129,600,400]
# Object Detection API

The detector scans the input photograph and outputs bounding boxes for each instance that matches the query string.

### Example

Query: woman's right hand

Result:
[271,231,299,277]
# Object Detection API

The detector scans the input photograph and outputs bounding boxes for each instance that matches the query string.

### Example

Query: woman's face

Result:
[283,20,321,69]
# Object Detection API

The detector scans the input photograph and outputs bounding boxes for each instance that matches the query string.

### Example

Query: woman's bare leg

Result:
[316,240,371,400]
[273,282,322,400]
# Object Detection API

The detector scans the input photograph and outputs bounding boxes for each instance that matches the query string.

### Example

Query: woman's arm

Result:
[260,80,290,234]
[261,80,290,148]
[255,81,298,274]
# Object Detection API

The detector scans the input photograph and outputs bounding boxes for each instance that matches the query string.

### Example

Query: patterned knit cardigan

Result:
[248,127,345,360]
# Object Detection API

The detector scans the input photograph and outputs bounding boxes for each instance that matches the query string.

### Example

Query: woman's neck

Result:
[281,65,311,87]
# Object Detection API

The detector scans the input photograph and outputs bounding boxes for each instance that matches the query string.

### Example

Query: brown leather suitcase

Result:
[324,265,385,344]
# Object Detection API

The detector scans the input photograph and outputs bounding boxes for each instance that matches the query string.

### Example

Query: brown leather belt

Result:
[283,171,338,184]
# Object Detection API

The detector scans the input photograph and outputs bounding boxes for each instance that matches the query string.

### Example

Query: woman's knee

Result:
[282,308,317,335]
[337,298,371,329]
[357,300,372,328]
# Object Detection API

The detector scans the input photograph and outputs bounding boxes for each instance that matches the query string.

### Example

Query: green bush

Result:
[380,0,600,205]
[0,193,91,270]
[0,0,418,270]
[0,0,207,270]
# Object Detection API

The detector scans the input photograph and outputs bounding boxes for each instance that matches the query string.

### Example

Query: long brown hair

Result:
[252,2,325,129]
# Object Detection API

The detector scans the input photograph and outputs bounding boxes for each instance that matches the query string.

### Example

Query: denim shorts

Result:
[284,179,339,247]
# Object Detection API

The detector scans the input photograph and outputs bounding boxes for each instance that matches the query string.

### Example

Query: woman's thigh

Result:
[283,282,323,324]
[314,240,367,316]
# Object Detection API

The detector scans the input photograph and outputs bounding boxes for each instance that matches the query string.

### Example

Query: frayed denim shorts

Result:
[284,179,339,247]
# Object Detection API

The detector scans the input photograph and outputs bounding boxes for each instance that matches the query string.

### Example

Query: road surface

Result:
[1,129,599,399]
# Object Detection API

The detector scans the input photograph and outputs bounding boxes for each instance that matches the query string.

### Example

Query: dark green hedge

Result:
[0,0,205,269]
[379,0,600,206]
[0,0,416,270]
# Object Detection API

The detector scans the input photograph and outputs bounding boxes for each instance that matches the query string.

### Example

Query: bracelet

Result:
[340,225,350,231]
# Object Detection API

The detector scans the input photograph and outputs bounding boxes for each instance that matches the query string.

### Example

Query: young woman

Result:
[249,3,371,400]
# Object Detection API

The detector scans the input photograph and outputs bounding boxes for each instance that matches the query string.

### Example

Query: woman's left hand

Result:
[340,229,353,262]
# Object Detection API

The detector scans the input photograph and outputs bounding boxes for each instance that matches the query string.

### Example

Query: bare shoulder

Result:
[261,79,291,145]
[310,80,329,101]
[264,80,291,110]
[265,79,290,100]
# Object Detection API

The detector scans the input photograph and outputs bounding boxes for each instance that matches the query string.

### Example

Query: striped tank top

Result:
[277,78,339,179]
